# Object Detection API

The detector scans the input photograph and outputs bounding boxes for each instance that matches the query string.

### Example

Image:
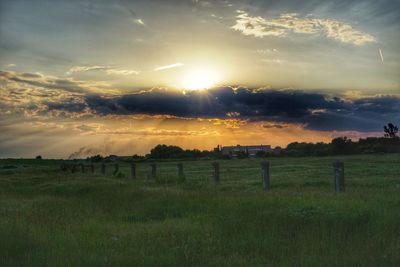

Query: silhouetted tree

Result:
[384,123,399,138]
[87,154,103,162]
[35,155,42,160]
[150,144,184,159]
[132,154,144,160]
[331,137,355,154]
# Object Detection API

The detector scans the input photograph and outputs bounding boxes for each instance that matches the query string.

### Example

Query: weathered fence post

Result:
[114,163,119,174]
[261,161,270,191]
[131,162,136,179]
[101,163,106,175]
[212,162,220,184]
[149,163,157,179]
[80,163,85,173]
[177,163,185,182]
[333,161,345,192]
[90,164,94,173]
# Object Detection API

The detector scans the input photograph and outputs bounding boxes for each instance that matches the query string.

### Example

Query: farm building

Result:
[221,145,273,157]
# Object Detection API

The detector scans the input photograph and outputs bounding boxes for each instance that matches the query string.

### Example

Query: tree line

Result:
[86,123,399,161]
[262,123,399,157]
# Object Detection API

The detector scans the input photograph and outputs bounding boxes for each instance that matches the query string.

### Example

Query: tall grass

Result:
[0,154,399,266]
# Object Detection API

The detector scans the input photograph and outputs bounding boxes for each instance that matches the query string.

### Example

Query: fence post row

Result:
[261,161,270,191]
[62,160,347,193]
[333,161,345,192]
[212,162,220,184]
[131,163,136,179]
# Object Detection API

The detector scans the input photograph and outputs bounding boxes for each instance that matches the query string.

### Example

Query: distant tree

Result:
[35,155,42,160]
[331,137,355,154]
[132,154,144,160]
[150,144,184,159]
[384,123,399,138]
[88,154,103,162]
[148,144,218,159]
[104,155,120,162]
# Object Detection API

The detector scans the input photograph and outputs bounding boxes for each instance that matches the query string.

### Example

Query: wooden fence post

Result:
[150,163,157,179]
[131,163,136,179]
[261,161,270,191]
[101,163,106,175]
[177,163,185,182]
[80,163,85,173]
[333,161,345,192]
[212,162,220,184]
[90,164,94,173]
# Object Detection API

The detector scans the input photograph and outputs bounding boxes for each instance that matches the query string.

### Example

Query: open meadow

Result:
[1,154,400,266]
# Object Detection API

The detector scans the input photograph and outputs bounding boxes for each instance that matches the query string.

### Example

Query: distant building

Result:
[221,144,273,157]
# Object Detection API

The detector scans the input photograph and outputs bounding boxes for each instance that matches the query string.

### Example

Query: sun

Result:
[181,67,220,90]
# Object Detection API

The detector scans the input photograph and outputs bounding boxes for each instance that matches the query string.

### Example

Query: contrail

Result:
[379,48,384,64]
[154,63,184,71]
[127,8,145,26]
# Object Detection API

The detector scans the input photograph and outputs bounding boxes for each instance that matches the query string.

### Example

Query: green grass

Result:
[1,154,399,266]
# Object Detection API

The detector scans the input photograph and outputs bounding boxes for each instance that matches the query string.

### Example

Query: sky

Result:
[0,0,399,158]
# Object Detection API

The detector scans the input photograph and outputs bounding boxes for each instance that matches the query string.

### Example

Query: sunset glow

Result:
[181,67,220,90]
[0,0,399,158]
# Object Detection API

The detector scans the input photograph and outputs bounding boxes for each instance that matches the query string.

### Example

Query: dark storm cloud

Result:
[44,102,87,113]
[85,87,340,118]
[2,68,397,132]
[74,87,399,132]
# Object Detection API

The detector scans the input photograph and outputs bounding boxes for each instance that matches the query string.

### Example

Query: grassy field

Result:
[0,154,399,267]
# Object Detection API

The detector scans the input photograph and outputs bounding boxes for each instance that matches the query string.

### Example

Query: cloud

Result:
[134,18,145,26]
[0,70,107,118]
[0,70,86,93]
[20,72,44,79]
[68,65,109,73]
[105,69,140,75]
[2,70,398,132]
[263,123,288,129]
[154,63,185,71]
[232,11,377,45]
[257,49,278,54]
[78,87,399,132]
[126,8,146,26]
[379,48,384,64]
[68,147,100,159]
[68,65,140,76]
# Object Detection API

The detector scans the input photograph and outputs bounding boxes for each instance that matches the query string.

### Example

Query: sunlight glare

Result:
[181,68,220,90]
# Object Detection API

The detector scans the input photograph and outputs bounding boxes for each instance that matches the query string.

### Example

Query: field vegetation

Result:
[1,154,400,266]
